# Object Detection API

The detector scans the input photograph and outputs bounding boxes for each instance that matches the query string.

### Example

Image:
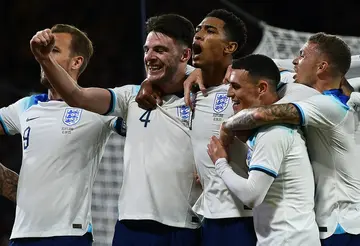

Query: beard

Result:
[40,68,53,89]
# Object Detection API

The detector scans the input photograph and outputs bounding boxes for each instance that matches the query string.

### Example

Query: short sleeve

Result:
[248,126,294,178]
[0,97,28,135]
[292,94,348,129]
[106,85,138,118]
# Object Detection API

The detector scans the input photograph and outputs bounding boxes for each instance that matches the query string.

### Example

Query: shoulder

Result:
[256,125,296,142]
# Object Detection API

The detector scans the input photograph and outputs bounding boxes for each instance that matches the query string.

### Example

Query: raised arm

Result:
[222,104,301,131]
[30,29,112,115]
[0,163,18,202]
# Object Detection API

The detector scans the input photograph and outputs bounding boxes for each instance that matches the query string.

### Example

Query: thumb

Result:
[155,95,163,106]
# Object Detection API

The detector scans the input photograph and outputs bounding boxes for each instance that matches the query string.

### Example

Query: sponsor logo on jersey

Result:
[213,92,229,113]
[26,116,40,122]
[63,108,83,126]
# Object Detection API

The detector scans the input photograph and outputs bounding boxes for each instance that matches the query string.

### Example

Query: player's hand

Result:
[30,29,55,62]
[207,136,228,164]
[219,122,235,147]
[135,79,162,110]
[184,68,207,109]
[223,65,232,84]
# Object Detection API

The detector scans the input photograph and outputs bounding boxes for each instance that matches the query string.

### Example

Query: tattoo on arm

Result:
[0,163,18,202]
[223,104,301,131]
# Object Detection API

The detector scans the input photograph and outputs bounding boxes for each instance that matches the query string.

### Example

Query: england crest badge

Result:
[63,108,83,126]
[213,92,229,113]
[177,105,191,121]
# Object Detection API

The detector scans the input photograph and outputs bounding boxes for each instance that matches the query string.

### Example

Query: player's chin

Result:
[147,74,166,84]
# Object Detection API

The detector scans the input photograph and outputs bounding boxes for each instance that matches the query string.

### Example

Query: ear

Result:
[317,61,329,75]
[71,56,84,72]
[224,42,238,55]
[180,48,191,63]
[257,80,269,95]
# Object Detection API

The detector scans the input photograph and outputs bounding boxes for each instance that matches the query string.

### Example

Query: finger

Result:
[37,34,48,46]
[198,79,207,97]
[223,65,232,84]
[184,80,192,107]
[207,147,212,157]
[31,36,42,45]
[138,97,157,110]
[211,135,221,144]
[42,31,50,41]
[155,94,163,106]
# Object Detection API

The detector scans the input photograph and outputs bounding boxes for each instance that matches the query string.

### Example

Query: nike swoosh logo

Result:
[26,117,40,122]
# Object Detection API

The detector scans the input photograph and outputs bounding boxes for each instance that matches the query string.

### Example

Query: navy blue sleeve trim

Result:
[114,117,126,137]
[249,166,277,178]
[103,89,115,116]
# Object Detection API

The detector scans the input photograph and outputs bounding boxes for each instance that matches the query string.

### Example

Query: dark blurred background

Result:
[0,0,358,242]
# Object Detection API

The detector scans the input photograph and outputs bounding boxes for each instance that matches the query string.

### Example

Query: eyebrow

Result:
[196,24,218,30]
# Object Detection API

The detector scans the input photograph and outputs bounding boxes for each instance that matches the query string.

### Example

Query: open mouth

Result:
[192,43,202,56]
[147,64,163,72]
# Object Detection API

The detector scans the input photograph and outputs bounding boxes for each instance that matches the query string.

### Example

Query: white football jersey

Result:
[293,92,360,239]
[191,84,253,219]
[279,70,296,84]
[0,94,116,239]
[348,77,360,92]
[277,82,320,104]
[107,85,202,229]
[246,125,319,246]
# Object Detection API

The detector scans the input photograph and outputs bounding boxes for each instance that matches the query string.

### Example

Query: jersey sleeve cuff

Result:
[103,89,116,116]
[113,117,126,137]
[0,115,10,135]
[249,165,277,178]
[290,103,305,126]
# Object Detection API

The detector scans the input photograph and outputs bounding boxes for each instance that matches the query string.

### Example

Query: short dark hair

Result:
[51,24,93,75]
[308,32,351,76]
[206,9,247,58]
[145,14,195,48]
[232,54,280,91]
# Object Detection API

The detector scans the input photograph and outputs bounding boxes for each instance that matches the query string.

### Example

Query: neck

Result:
[48,88,63,100]
[201,59,231,87]
[158,65,187,95]
[263,92,280,105]
[312,77,342,93]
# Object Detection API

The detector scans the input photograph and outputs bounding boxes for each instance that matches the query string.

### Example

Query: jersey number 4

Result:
[23,126,31,150]
[139,110,151,127]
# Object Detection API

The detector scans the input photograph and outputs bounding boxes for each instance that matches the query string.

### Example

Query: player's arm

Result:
[222,94,346,136]
[30,29,112,115]
[345,55,360,79]
[222,103,301,132]
[42,56,111,114]
[208,130,289,207]
[0,163,18,202]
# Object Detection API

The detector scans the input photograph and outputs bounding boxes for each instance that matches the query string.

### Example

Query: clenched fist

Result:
[30,29,55,62]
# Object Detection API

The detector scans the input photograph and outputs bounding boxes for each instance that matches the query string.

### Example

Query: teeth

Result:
[148,66,161,71]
